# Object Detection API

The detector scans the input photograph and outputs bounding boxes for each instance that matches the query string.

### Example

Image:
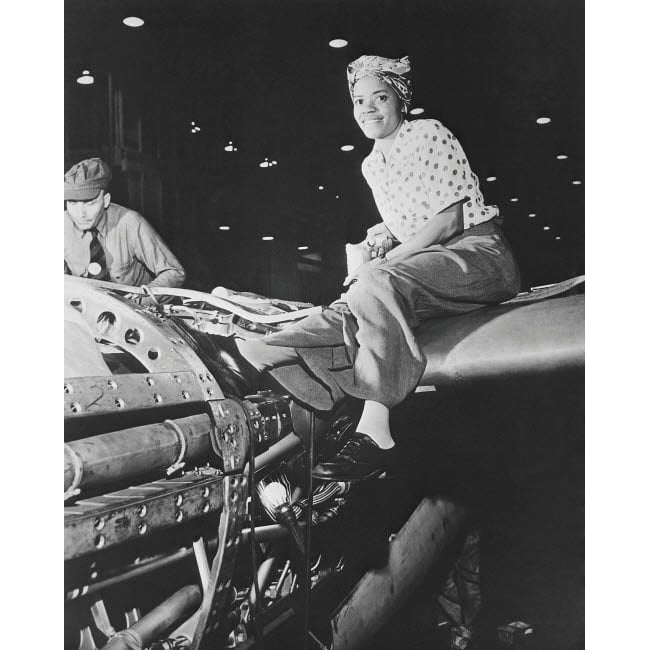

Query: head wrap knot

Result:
[347,55,412,108]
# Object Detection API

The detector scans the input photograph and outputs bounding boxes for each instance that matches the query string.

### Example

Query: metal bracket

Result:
[189,473,248,649]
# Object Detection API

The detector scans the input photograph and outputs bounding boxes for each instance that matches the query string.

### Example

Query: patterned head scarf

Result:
[347,55,412,109]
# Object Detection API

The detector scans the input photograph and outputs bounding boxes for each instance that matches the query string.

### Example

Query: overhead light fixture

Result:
[335,195,340,199]
[298,246,309,251]
[224,140,236,152]
[536,116,551,125]
[219,226,230,231]
[528,213,536,217]
[318,185,324,191]
[543,226,550,231]
[572,180,582,185]
[556,154,568,160]
[123,16,144,28]
[340,145,354,152]
[329,38,348,48]
[555,236,561,240]
[510,197,519,202]
[76,69,94,85]
[259,158,270,168]
[409,107,424,115]
[271,160,278,166]
[486,176,497,182]
[262,236,274,241]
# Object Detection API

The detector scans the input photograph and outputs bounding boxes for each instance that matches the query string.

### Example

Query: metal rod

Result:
[101,585,201,650]
[302,411,315,648]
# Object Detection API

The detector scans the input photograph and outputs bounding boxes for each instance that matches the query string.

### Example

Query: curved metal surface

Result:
[417,293,585,388]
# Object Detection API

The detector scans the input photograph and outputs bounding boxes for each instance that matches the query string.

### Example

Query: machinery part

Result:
[64,473,224,560]
[66,275,322,326]
[64,371,205,420]
[64,414,214,495]
[65,277,224,401]
[243,392,293,450]
[189,473,248,649]
[101,585,201,650]
[330,497,467,650]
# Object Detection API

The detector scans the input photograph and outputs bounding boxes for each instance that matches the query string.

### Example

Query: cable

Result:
[302,410,315,648]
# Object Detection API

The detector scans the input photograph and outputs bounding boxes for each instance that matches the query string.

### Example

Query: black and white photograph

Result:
[58,1,588,648]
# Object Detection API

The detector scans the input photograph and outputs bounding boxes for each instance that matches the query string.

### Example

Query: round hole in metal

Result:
[64,383,73,394]
[181,390,190,400]
[94,517,105,531]
[147,348,159,361]
[138,523,148,535]
[124,328,141,345]
[97,311,117,336]
[153,394,163,404]
[137,505,147,517]
[203,502,210,513]
[70,402,82,414]
[114,398,125,409]
[107,379,118,390]
[145,377,155,387]
[94,534,105,548]
[202,487,210,498]
[69,299,84,313]
[175,510,184,523]
[175,494,183,506]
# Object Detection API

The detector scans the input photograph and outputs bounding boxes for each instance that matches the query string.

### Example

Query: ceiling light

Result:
[572,180,582,185]
[555,236,561,240]
[510,197,519,202]
[329,39,348,48]
[528,213,536,217]
[335,195,340,199]
[318,185,324,190]
[409,107,424,115]
[262,236,274,241]
[123,16,144,28]
[224,141,235,152]
[543,226,550,231]
[298,246,309,251]
[536,116,551,124]
[259,158,270,168]
[191,121,196,126]
[219,226,230,231]
[340,145,354,152]
[486,176,497,182]
[76,70,94,85]
[556,154,568,160]
[271,160,278,166]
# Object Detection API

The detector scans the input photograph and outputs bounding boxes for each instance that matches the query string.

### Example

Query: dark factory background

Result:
[64,0,584,304]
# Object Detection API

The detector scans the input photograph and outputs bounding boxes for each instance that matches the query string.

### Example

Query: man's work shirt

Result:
[64,203,185,288]
[361,119,499,243]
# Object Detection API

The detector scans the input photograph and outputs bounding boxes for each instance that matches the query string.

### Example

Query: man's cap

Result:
[64,158,112,201]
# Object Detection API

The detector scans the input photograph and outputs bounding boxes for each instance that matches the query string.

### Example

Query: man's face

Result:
[352,76,403,141]
[66,191,110,231]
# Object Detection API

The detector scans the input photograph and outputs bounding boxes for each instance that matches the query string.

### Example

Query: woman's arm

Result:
[384,200,464,262]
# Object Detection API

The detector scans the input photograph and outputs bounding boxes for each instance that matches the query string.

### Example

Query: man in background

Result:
[64,157,185,288]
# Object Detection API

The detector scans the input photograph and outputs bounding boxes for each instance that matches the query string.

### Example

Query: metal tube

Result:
[64,414,214,492]
[252,432,303,473]
[330,497,466,650]
[101,585,201,649]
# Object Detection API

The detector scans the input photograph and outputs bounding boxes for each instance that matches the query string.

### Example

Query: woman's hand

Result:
[343,256,385,287]
[365,223,395,259]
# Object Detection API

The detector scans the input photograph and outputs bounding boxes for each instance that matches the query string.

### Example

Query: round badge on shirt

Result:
[88,262,103,276]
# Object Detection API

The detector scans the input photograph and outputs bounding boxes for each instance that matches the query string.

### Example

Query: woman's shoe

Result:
[312,431,395,481]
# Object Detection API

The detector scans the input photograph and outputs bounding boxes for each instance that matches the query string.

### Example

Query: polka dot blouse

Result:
[361,119,498,243]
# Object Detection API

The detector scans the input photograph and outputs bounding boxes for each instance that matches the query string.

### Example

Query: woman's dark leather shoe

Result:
[312,432,395,481]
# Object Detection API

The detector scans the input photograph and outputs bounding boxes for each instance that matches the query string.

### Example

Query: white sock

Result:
[356,401,395,449]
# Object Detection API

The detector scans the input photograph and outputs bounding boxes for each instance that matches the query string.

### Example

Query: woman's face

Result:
[352,76,403,141]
